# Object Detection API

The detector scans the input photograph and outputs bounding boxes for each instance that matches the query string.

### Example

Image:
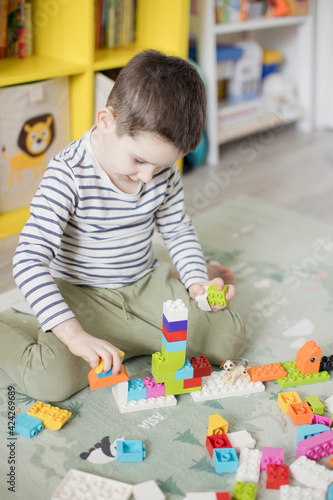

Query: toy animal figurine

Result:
[220,360,251,386]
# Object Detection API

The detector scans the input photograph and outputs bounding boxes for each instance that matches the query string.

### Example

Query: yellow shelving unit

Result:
[0,0,190,239]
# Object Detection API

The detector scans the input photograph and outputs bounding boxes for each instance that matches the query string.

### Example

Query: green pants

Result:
[0,263,246,402]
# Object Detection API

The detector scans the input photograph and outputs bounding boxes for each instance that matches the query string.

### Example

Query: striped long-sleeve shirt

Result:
[13,129,208,332]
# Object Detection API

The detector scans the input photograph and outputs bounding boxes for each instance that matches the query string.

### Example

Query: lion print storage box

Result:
[0,77,71,213]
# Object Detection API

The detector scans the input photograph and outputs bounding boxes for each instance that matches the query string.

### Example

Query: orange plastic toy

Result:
[295,340,322,375]
[88,362,129,391]
[287,402,313,425]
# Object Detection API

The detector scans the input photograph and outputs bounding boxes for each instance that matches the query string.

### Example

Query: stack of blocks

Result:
[152,299,210,396]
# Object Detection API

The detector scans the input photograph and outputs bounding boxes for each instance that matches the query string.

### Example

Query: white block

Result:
[112,391,177,414]
[163,299,188,322]
[290,456,333,491]
[236,448,262,483]
[133,480,165,500]
[190,371,265,402]
[195,286,211,311]
[184,493,217,500]
[228,430,256,453]
[280,485,325,500]
[325,394,333,412]
[51,469,132,500]
[112,381,128,404]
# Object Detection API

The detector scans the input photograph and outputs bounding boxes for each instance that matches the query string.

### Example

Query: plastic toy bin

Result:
[0,77,71,214]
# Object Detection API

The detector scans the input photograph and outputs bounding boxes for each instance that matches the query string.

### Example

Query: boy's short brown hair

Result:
[107,50,206,155]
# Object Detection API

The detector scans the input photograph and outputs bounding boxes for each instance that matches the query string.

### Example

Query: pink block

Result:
[260,447,284,471]
[142,377,165,398]
[310,414,333,427]
[296,430,333,461]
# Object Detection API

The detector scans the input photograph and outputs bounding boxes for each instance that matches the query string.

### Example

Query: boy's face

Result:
[92,108,183,191]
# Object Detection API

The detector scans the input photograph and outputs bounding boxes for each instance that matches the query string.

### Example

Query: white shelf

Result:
[214,16,308,34]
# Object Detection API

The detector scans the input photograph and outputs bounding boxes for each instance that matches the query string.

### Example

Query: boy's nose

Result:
[137,169,154,183]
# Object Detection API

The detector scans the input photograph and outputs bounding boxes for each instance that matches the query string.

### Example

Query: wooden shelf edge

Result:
[214,15,309,35]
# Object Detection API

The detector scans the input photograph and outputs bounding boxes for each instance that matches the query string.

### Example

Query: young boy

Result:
[0,51,246,402]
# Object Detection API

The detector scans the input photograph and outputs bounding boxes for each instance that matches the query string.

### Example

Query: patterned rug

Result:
[1,195,333,500]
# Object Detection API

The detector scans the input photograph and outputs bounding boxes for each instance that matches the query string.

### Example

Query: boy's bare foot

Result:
[170,261,234,285]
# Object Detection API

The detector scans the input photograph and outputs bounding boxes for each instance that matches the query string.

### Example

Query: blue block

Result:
[213,448,238,474]
[116,440,146,462]
[161,335,187,353]
[14,413,44,438]
[163,315,188,333]
[128,378,147,402]
[328,484,333,500]
[175,359,194,381]
[296,423,330,444]
[97,368,113,378]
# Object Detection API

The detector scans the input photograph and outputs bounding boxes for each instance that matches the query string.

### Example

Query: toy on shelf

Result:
[220,360,251,386]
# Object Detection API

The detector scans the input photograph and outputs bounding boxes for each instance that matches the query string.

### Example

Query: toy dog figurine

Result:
[220,360,251,386]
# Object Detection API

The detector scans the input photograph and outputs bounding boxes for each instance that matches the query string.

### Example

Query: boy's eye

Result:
[133,158,145,165]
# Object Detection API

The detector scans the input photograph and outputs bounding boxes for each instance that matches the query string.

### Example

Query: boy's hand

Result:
[188,277,235,312]
[52,318,122,374]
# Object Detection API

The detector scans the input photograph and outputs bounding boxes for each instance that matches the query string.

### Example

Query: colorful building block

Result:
[236,448,262,483]
[13,413,44,438]
[161,335,187,353]
[160,346,186,365]
[194,286,212,311]
[88,363,129,391]
[133,480,165,500]
[228,430,256,453]
[27,401,71,430]
[163,299,188,322]
[232,482,257,500]
[266,464,289,489]
[190,371,265,402]
[280,485,325,500]
[164,379,201,396]
[276,360,330,388]
[208,414,229,435]
[175,359,194,381]
[206,434,232,458]
[162,324,187,342]
[207,284,228,307]
[288,402,313,425]
[290,455,333,490]
[213,447,238,474]
[329,457,333,468]
[296,423,330,444]
[127,379,147,402]
[305,396,325,415]
[277,391,302,413]
[190,356,212,377]
[183,376,202,389]
[112,389,177,414]
[162,315,187,332]
[260,446,284,471]
[296,340,322,375]
[112,380,129,403]
[151,352,184,383]
[310,413,332,427]
[142,377,165,399]
[51,469,133,500]
[325,394,333,412]
[296,429,333,460]
[247,363,286,382]
[319,354,333,372]
[116,440,146,462]
[327,484,333,500]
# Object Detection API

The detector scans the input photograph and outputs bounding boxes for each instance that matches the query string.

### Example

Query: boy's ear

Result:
[96,107,116,134]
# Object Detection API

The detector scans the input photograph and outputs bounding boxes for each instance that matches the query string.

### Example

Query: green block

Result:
[151,352,185,383]
[151,362,175,383]
[305,396,325,415]
[164,380,201,396]
[207,285,228,307]
[232,482,257,500]
[161,346,186,364]
[276,361,330,388]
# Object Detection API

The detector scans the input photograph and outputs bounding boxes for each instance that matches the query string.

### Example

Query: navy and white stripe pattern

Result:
[13,129,208,332]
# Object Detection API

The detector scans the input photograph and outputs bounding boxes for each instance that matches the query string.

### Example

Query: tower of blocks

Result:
[91,299,212,412]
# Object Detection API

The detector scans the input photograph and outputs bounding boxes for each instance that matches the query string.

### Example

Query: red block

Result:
[206,433,232,458]
[266,464,289,490]
[183,376,202,389]
[162,324,187,342]
[190,356,212,377]
[216,494,231,500]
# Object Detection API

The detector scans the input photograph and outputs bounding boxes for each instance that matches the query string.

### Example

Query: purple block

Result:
[142,377,165,399]
[296,430,333,460]
[310,414,333,427]
[163,315,188,333]
[260,447,284,471]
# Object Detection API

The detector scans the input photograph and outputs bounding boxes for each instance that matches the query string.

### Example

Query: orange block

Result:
[88,363,129,390]
[328,457,333,468]
[288,402,313,425]
[296,340,322,375]
[248,363,287,383]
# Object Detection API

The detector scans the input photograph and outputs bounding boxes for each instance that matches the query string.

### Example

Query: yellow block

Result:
[277,391,302,413]
[95,350,125,373]
[208,414,229,436]
[28,401,71,430]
